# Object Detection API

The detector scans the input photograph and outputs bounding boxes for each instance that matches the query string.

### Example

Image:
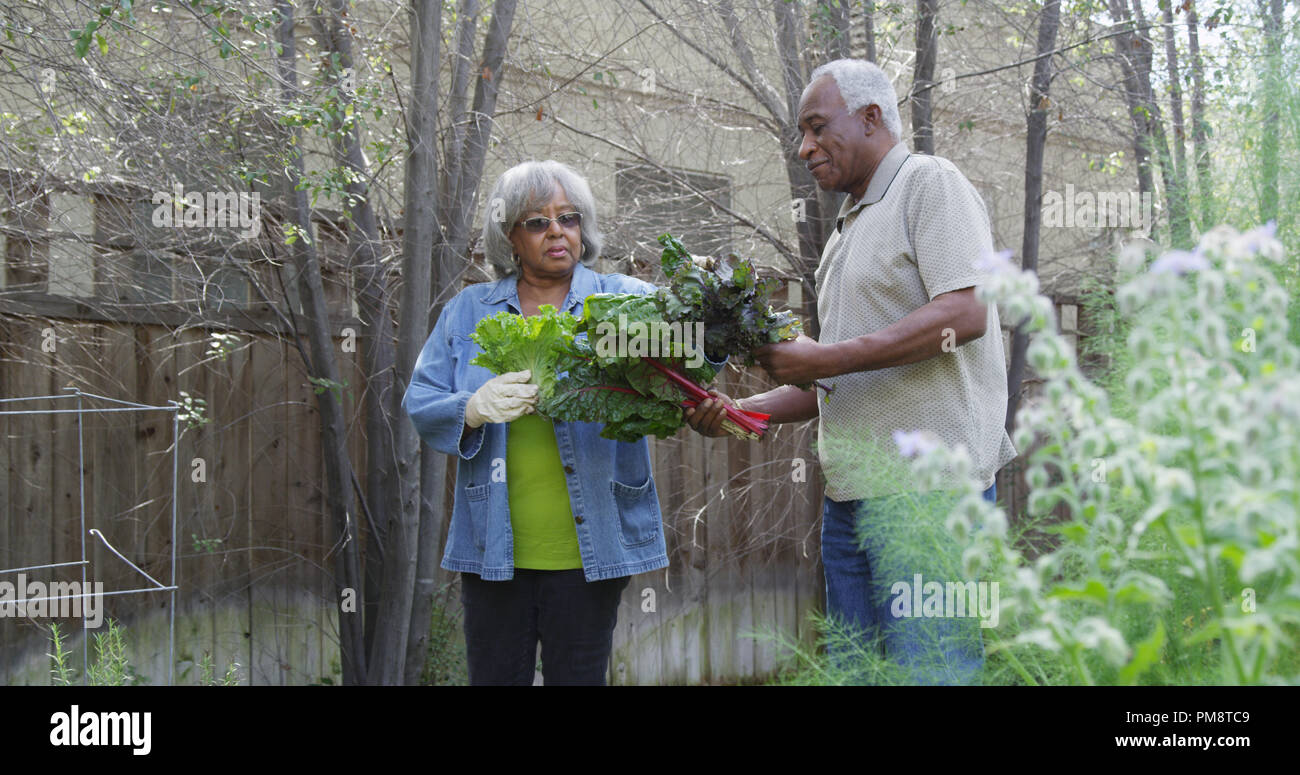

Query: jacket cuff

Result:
[456,392,486,460]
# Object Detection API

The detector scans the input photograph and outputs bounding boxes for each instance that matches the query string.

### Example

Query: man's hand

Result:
[684,389,737,438]
[754,334,838,386]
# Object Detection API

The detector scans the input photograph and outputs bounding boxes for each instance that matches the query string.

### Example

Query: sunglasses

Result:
[517,211,582,233]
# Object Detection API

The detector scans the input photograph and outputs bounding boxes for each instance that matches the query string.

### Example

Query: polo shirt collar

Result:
[481,261,599,314]
[836,141,911,231]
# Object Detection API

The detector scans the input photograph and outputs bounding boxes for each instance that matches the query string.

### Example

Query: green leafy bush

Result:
[48,620,241,686]
[765,223,1298,686]
[937,223,1299,685]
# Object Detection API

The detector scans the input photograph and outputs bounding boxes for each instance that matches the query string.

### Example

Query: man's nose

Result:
[798,132,816,161]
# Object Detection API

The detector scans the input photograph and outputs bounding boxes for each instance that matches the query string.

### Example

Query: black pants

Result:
[460,569,630,686]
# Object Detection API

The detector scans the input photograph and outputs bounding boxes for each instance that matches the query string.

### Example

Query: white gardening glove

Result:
[464,370,538,428]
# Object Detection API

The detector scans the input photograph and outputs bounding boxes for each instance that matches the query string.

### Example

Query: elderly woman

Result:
[402,160,665,686]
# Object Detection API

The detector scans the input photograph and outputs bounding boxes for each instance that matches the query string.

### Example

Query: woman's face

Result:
[509,184,583,281]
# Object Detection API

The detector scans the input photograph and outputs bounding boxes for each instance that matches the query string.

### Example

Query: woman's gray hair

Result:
[808,58,903,141]
[481,160,603,277]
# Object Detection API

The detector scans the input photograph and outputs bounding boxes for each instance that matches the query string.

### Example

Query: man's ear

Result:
[859,104,881,136]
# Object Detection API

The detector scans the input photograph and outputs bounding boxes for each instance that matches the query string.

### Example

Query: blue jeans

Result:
[821,483,996,685]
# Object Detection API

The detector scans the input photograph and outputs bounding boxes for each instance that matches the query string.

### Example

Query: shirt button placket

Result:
[554,425,584,527]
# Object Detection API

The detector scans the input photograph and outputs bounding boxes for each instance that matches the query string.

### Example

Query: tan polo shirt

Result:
[814,141,1017,500]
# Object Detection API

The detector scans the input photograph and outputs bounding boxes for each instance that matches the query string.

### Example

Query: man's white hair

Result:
[807,58,903,140]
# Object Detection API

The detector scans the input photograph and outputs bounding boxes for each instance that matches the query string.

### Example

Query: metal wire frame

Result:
[0,387,180,685]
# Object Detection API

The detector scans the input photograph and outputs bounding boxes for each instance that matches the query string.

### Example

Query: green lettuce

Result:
[469,304,577,403]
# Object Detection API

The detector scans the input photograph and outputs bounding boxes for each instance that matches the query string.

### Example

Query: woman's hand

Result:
[465,370,538,427]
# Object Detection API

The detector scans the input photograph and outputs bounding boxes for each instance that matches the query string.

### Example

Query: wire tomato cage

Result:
[0,387,180,685]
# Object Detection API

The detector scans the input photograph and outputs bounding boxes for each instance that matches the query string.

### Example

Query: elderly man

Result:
[687,58,1016,684]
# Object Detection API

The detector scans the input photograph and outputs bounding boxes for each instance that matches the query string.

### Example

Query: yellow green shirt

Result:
[506,413,582,569]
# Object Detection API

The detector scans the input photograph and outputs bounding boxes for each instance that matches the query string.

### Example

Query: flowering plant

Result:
[906,224,1299,685]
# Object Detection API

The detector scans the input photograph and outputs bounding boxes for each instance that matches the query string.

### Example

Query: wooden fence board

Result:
[285,350,324,683]
[7,320,55,679]
[246,334,286,685]
[175,327,216,683]
[0,318,11,684]
[213,332,252,683]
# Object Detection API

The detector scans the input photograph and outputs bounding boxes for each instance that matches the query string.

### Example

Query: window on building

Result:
[612,161,732,277]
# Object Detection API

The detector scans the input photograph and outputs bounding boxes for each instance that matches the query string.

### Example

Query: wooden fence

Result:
[0,311,826,685]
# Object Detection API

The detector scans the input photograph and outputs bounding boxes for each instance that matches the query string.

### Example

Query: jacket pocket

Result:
[610,477,659,548]
[464,483,490,551]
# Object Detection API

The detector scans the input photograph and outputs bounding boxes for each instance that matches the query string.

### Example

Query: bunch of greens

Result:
[655,234,802,364]
[541,292,727,442]
[469,304,577,404]
[468,234,798,441]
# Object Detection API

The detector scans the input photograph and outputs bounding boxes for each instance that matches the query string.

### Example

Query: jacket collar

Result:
[481,261,599,313]
[836,141,911,232]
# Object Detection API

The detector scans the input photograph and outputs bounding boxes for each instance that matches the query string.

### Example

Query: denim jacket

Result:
[402,262,672,582]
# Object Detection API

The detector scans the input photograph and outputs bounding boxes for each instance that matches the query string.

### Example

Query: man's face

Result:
[797,76,875,198]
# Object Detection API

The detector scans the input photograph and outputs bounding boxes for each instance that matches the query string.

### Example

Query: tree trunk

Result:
[1258,0,1283,225]
[404,0,519,685]
[1106,0,1160,234]
[1186,0,1213,229]
[1006,0,1061,435]
[821,0,852,61]
[273,0,367,685]
[1128,0,1184,245]
[864,2,877,62]
[773,0,826,333]
[395,0,441,686]
[911,0,939,155]
[310,0,399,665]
[309,0,408,684]
[1162,0,1191,246]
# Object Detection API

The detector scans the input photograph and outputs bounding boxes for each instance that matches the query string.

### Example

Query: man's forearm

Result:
[827,287,986,375]
[738,385,819,423]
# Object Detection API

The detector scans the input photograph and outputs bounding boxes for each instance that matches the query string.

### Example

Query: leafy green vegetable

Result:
[469,304,577,403]
[656,234,803,364]
[467,234,798,441]
[542,318,717,442]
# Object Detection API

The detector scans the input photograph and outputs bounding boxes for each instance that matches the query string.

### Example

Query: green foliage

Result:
[192,533,223,553]
[470,304,578,405]
[471,235,798,441]
[205,331,242,361]
[419,583,468,686]
[656,234,802,364]
[70,1,137,59]
[763,225,1300,686]
[47,623,75,686]
[542,334,700,442]
[86,619,146,685]
[51,621,242,686]
[195,652,241,686]
[960,224,1298,685]
[307,376,348,402]
[176,390,209,431]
